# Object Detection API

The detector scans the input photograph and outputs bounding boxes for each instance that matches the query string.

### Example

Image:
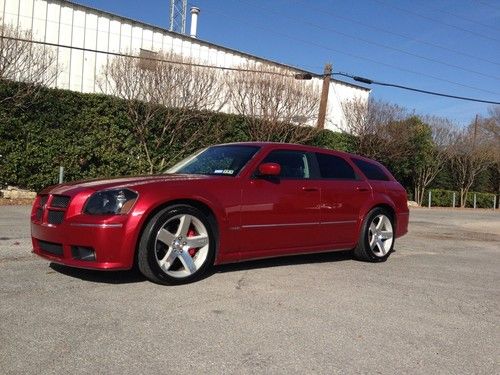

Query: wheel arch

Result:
[372,203,395,220]
[133,198,220,268]
[367,203,396,229]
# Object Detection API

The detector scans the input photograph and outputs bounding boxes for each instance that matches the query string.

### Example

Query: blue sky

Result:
[75,0,500,126]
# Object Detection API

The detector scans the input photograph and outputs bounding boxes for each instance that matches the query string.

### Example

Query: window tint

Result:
[262,150,311,179]
[167,145,260,176]
[316,153,356,180]
[352,158,390,181]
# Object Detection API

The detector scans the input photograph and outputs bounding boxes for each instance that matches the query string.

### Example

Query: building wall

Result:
[1,0,370,131]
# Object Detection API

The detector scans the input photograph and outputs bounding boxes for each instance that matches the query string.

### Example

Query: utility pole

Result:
[317,63,332,129]
[472,114,478,150]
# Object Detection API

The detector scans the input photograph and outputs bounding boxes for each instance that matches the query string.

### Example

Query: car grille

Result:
[48,210,65,224]
[51,195,70,208]
[38,240,63,256]
[39,195,49,206]
[36,208,43,221]
[34,194,71,225]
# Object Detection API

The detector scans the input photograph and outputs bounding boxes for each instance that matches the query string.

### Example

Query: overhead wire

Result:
[238,0,500,80]
[204,7,500,96]
[333,72,500,105]
[290,0,500,67]
[1,33,498,105]
[476,0,500,11]
[420,3,500,32]
[371,0,500,43]
[0,34,295,76]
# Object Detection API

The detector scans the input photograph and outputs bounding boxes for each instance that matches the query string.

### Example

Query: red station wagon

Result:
[31,143,409,284]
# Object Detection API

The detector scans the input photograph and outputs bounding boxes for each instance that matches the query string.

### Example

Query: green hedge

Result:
[422,189,497,208]
[0,81,353,191]
[465,191,497,209]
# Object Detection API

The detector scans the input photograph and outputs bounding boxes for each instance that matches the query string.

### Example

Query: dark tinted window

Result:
[316,153,356,180]
[352,158,390,181]
[167,145,260,176]
[262,150,311,179]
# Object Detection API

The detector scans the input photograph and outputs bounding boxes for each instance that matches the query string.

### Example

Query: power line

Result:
[290,0,500,66]
[205,7,500,96]
[239,0,500,80]
[372,0,500,43]
[0,35,295,77]
[333,72,500,105]
[476,0,500,11]
[3,35,499,106]
[421,3,500,32]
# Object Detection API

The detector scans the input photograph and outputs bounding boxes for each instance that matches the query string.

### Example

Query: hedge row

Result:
[0,81,356,191]
[422,189,497,208]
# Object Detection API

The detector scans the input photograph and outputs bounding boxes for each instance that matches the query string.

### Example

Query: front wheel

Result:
[354,207,395,262]
[137,205,216,285]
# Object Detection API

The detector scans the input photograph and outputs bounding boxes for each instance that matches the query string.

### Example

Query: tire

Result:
[137,204,216,285]
[354,207,395,262]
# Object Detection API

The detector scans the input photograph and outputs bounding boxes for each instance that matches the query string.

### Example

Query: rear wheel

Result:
[138,205,216,285]
[354,207,395,262]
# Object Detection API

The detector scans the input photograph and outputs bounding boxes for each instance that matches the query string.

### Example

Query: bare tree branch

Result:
[412,116,457,205]
[0,21,58,107]
[100,52,229,173]
[449,120,495,207]
[226,63,320,143]
[341,97,406,159]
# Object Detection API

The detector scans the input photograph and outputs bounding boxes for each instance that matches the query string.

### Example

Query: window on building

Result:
[316,153,357,180]
[352,158,390,181]
[262,150,311,179]
[139,49,158,71]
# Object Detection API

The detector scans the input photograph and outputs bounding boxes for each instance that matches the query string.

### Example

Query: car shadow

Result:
[48,250,356,285]
[212,250,354,275]
[49,263,147,284]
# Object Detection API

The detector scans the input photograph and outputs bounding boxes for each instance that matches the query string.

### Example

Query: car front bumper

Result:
[31,219,137,271]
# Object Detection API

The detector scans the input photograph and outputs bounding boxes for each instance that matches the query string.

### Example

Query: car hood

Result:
[41,174,218,196]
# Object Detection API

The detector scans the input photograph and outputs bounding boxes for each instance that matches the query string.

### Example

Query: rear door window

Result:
[315,153,357,180]
[352,158,390,181]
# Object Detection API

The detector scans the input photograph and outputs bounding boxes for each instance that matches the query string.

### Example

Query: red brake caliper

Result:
[187,227,197,257]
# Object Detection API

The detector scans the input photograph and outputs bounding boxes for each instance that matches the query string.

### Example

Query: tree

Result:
[101,52,229,173]
[478,107,500,198]
[342,98,462,204]
[449,118,495,207]
[341,97,406,159]
[226,63,320,143]
[0,21,58,109]
[412,117,456,205]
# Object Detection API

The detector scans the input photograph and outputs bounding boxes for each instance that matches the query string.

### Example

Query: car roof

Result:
[214,141,357,159]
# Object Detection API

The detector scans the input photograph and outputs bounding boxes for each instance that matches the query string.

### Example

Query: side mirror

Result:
[258,162,281,176]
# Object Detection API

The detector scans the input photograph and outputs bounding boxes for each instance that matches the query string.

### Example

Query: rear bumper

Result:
[396,212,409,237]
[31,220,135,270]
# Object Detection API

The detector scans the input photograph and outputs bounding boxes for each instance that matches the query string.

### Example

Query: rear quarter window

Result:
[352,158,390,181]
[316,153,357,180]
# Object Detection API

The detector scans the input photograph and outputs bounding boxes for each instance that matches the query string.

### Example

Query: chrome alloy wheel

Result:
[368,214,394,257]
[154,214,210,278]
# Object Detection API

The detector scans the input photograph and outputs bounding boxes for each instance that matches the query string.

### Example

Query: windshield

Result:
[166,145,260,176]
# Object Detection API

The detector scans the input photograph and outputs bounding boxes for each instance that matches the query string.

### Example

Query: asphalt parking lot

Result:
[0,206,498,374]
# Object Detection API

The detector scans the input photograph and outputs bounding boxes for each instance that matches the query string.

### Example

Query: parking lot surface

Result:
[0,206,499,374]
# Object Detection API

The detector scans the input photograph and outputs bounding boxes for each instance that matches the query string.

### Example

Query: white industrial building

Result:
[0,0,370,131]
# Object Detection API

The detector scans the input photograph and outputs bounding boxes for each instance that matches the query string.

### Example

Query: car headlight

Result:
[84,189,138,215]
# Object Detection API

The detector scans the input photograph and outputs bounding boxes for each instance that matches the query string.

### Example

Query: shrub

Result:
[0,81,356,191]
[422,188,496,208]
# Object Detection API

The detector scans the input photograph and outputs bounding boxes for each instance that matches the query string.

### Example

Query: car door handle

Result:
[302,187,319,192]
[356,187,370,192]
